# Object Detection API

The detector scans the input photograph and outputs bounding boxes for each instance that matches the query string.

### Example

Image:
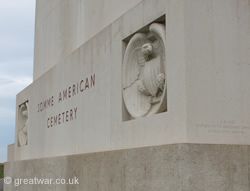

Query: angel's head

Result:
[141,43,153,57]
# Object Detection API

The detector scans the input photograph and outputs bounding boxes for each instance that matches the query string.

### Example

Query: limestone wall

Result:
[33,0,142,80]
[4,144,250,191]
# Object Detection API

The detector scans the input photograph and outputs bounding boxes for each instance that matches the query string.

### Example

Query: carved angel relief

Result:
[18,101,29,146]
[123,23,167,119]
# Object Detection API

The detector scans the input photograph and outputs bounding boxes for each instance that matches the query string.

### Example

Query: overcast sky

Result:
[0,0,35,162]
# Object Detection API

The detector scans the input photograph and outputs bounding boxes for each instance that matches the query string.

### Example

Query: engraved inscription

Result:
[36,74,95,129]
[196,120,250,135]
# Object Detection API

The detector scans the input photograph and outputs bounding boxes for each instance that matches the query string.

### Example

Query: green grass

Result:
[0,164,4,178]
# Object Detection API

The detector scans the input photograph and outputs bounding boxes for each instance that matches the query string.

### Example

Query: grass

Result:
[0,164,3,178]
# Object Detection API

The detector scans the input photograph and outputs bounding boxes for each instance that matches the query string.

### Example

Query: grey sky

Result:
[0,0,35,162]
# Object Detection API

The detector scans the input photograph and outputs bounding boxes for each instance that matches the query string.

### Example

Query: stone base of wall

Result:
[4,144,249,191]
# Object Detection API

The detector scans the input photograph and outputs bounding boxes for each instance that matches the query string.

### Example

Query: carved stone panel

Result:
[123,23,167,119]
[18,101,29,146]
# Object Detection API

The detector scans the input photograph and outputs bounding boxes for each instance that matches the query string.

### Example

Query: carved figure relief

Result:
[18,101,29,146]
[123,23,167,118]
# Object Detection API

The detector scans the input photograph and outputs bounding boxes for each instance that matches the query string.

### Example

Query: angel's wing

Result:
[148,23,167,114]
[150,23,166,60]
[149,23,166,48]
[152,39,165,60]
[123,33,151,118]
[123,33,148,88]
